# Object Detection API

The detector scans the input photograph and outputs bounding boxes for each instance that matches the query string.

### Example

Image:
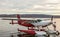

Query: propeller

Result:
[51,16,60,36]
[50,16,56,32]
[50,16,56,30]
[51,16,53,22]
[54,22,60,36]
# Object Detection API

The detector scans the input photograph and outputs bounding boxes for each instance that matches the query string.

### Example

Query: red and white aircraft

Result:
[2,15,54,26]
[17,28,60,37]
[2,15,60,36]
[17,28,48,37]
[2,15,55,30]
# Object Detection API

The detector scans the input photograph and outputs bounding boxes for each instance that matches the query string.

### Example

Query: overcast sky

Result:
[0,0,60,15]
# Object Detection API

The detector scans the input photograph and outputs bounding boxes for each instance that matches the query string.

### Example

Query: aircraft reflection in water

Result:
[2,14,60,37]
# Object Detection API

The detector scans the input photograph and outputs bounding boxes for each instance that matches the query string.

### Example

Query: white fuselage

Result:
[31,20,51,27]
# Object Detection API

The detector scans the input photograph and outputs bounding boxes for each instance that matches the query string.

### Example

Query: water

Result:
[0,18,60,37]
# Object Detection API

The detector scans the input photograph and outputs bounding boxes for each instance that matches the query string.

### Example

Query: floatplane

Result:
[2,14,60,37]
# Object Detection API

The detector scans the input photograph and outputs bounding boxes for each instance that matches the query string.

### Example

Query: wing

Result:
[2,18,18,20]
[1,18,38,21]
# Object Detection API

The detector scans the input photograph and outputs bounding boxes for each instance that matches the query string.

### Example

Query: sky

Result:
[0,0,60,15]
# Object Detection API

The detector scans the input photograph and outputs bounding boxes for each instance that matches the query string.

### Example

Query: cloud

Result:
[22,4,60,12]
[0,0,60,15]
[46,0,60,3]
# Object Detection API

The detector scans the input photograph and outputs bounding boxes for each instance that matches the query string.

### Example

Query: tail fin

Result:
[17,14,20,19]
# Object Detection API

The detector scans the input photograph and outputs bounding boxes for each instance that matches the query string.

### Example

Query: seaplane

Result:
[17,28,49,37]
[2,14,56,30]
[2,14,60,37]
[17,26,60,37]
[17,21,60,37]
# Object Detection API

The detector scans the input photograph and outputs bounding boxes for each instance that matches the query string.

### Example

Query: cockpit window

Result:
[37,19,41,22]
[30,20,41,23]
[31,20,37,23]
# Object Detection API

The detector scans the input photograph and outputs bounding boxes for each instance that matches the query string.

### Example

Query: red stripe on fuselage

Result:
[18,20,34,27]
[18,30,36,35]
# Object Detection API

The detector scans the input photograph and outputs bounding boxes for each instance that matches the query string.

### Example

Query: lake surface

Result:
[0,18,60,37]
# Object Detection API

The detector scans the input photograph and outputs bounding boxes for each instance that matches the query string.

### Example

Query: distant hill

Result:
[0,14,60,18]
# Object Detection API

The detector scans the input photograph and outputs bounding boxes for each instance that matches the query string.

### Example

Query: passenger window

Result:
[35,21,37,23]
[31,20,34,23]
[32,21,34,23]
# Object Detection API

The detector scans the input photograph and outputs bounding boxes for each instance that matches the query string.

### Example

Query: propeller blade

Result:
[51,16,53,22]
[51,16,57,31]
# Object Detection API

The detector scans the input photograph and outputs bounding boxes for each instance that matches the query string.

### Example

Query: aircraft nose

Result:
[50,21,56,24]
[48,22,53,25]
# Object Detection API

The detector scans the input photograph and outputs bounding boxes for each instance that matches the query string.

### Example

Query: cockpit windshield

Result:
[37,19,42,22]
[29,19,42,23]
